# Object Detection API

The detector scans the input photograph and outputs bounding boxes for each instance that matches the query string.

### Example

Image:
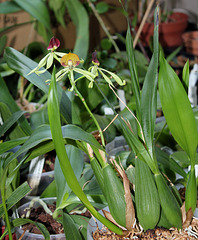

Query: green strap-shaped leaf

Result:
[63,212,82,240]
[159,55,198,165]
[140,7,159,157]
[13,0,52,33]
[55,145,84,207]
[0,109,27,137]
[12,218,50,240]
[4,124,103,168]
[65,0,89,60]
[4,47,72,124]
[0,1,21,13]
[0,75,31,135]
[0,102,28,139]
[0,182,31,218]
[126,25,140,120]
[182,59,189,91]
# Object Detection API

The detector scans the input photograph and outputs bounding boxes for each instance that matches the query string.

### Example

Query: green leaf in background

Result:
[55,145,84,207]
[101,38,112,50]
[49,0,66,27]
[140,6,159,157]
[0,102,28,139]
[0,75,31,135]
[126,25,140,119]
[0,182,31,218]
[182,59,189,92]
[63,212,83,240]
[65,0,89,60]
[0,1,21,13]
[12,218,50,240]
[13,0,52,33]
[159,55,198,164]
[96,2,109,14]
[4,47,72,124]
[0,137,27,155]
[0,109,27,137]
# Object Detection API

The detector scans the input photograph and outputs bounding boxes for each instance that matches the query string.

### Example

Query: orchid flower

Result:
[28,37,65,75]
[89,51,126,87]
[56,52,95,91]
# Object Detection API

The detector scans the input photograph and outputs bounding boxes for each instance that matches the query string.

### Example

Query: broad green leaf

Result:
[41,180,56,198]
[0,2,21,13]
[55,145,84,207]
[29,105,49,130]
[63,212,82,240]
[155,147,187,179]
[182,59,189,91]
[70,215,89,239]
[0,182,31,218]
[126,25,140,119]
[170,151,192,168]
[12,218,50,240]
[0,109,27,137]
[13,0,52,33]
[4,124,103,168]
[166,46,182,63]
[49,0,66,27]
[4,47,72,124]
[140,7,159,157]
[120,120,159,174]
[159,55,198,165]
[65,0,89,60]
[96,2,109,14]
[0,137,27,155]
[0,102,28,139]
[0,75,31,135]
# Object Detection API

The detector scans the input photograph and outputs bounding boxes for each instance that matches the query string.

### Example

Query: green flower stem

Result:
[23,82,34,99]
[1,167,13,240]
[74,85,106,148]
[48,67,124,235]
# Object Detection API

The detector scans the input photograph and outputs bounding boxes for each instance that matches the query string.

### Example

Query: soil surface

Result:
[22,202,64,235]
[93,218,198,239]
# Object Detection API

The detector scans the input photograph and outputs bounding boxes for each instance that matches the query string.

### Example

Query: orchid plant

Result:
[1,4,198,240]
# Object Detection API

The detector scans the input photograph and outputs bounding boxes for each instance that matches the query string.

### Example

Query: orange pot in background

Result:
[138,12,188,48]
[182,31,198,55]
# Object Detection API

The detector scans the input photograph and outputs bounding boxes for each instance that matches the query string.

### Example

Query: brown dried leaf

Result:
[183,207,194,228]
[110,158,124,179]
[181,201,186,224]
[123,171,135,230]
[102,209,127,231]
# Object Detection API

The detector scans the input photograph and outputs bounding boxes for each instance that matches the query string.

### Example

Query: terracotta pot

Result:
[182,31,198,55]
[138,12,188,47]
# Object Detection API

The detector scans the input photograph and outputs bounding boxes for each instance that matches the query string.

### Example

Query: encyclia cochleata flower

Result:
[28,37,65,75]
[89,51,126,87]
[56,52,96,91]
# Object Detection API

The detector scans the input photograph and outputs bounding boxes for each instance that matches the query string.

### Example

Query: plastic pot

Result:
[15,198,65,240]
[87,207,109,240]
